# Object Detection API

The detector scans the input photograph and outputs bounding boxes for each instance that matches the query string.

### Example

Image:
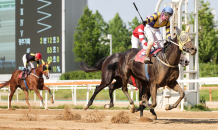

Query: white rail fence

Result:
[1,77,218,110]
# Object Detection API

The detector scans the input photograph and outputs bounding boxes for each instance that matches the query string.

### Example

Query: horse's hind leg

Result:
[84,82,111,110]
[105,80,123,109]
[24,90,32,109]
[165,81,185,110]
[8,85,18,109]
[42,85,54,104]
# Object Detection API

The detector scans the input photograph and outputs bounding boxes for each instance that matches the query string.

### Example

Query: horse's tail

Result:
[0,80,10,89]
[79,56,108,73]
[107,62,119,71]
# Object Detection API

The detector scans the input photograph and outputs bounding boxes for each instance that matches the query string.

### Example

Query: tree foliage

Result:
[190,0,218,62]
[108,13,131,53]
[73,6,103,66]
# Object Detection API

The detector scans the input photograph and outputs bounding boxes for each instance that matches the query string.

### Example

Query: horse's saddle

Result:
[135,48,162,63]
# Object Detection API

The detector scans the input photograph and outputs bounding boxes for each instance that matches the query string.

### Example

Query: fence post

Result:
[71,86,74,102]
[53,86,55,101]
[74,86,76,105]
[86,85,89,104]
[131,85,133,100]
[45,90,48,107]
[136,90,138,102]
[210,89,212,102]
[8,87,10,109]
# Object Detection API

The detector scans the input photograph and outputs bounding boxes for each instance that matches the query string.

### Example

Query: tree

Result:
[128,16,141,33]
[93,10,110,58]
[73,6,101,66]
[190,0,218,62]
[108,13,131,53]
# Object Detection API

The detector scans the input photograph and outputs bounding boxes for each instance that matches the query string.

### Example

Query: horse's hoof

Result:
[51,101,54,104]
[129,105,135,113]
[45,107,48,110]
[165,104,171,110]
[104,104,114,109]
[150,115,157,120]
[83,104,89,110]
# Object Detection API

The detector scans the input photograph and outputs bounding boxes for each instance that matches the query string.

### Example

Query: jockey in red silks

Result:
[143,6,173,63]
[21,53,42,80]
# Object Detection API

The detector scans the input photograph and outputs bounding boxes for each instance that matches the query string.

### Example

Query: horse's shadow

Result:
[154,119,218,124]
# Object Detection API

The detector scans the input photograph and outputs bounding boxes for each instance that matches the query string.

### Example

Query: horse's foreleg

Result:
[24,90,32,109]
[33,88,47,109]
[106,80,123,109]
[122,79,135,113]
[166,81,185,110]
[42,86,54,104]
[8,85,17,109]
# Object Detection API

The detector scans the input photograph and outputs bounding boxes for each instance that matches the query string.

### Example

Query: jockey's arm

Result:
[166,22,171,40]
[138,25,147,46]
[25,62,28,69]
[145,13,158,24]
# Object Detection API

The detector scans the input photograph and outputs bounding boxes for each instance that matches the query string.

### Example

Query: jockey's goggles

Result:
[163,11,173,18]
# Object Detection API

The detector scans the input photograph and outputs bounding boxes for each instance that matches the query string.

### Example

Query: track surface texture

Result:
[0,109,218,130]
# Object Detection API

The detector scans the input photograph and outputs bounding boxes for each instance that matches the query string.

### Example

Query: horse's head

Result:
[179,52,189,67]
[176,26,197,55]
[40,60,51,79]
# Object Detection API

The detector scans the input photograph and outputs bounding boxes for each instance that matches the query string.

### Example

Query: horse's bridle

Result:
[155,31,193,68]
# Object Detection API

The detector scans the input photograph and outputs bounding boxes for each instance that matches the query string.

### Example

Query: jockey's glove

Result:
[142,21,147,26]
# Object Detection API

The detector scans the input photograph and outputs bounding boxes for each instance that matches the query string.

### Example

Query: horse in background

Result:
[0,60,53,110]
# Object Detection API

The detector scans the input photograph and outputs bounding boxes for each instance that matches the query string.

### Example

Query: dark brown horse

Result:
[80,47,189,113]
[0,60,53,110]
[118,26,197,119]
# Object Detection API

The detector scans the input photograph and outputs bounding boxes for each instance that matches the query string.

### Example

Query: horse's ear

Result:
[41,60,45,65]
[175,26,182,34]
[186,26,190,33]
[48,60,51,65]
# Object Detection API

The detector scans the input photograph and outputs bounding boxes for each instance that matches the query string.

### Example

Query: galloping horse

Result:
[0,60,53,109]
[118,26,197,119]
[81,48,189,111]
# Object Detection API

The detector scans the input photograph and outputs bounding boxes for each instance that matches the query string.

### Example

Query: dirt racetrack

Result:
[0,109,218,130]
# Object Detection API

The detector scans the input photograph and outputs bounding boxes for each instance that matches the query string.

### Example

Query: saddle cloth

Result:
[18,71,27,79]
[135,48,162,63]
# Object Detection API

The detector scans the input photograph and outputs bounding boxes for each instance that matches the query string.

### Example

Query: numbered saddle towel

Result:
[135,49,162,63]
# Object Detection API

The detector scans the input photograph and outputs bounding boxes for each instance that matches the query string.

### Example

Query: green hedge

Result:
[59,70,101,80]
[199,63,218,77]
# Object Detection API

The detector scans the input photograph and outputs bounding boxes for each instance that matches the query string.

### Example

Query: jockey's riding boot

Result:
[21,70,26,80]
[144,49,151,64]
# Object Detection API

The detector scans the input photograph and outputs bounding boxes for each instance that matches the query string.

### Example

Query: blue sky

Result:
[88,0,218,26]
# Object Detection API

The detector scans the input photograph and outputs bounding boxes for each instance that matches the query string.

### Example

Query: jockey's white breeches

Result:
[131,35,147,49]
[144,24,164,49]
[22,54,34,69]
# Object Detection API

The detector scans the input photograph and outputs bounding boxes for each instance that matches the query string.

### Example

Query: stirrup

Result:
[144,57,151,64]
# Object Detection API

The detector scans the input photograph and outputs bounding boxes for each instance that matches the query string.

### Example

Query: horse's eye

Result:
[48,66,51,70]
[43,66,46,70]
